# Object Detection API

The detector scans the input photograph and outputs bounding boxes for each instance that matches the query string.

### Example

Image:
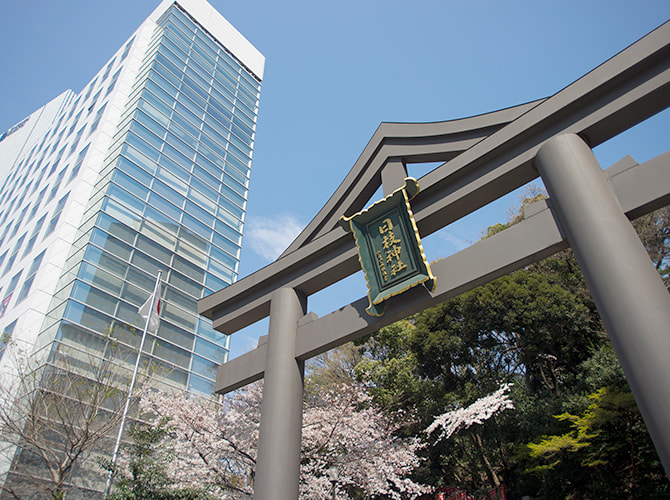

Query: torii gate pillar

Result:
[536,134,670,472]
[254,287,307,500]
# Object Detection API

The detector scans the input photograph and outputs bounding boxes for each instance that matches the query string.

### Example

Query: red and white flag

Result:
[138,290,161,331]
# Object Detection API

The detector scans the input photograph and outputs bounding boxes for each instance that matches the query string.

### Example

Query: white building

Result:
[0,0,263,495]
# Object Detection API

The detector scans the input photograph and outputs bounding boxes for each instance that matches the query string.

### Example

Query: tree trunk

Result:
[470,431,501,489]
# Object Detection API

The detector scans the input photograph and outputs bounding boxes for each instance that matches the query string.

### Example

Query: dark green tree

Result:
[353,193,670,497]
[523,345,669,499]
[354,320,427,416]
[411,270,598,398]
[398,269,599,493]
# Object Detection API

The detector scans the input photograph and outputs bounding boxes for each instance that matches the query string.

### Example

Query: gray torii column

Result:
[535,134,670,473]
[254,287,307,499]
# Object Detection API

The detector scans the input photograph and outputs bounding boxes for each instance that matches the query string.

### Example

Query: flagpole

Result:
[104,271,162,497]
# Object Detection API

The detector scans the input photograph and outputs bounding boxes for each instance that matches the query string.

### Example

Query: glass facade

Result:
[35,5,261,396]
[0,1,263,402]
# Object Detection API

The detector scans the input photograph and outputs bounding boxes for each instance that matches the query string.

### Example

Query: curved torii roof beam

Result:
[280,99,544,255]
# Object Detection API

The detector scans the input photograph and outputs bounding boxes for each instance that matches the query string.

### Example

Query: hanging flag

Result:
[106,272,162,498]
[138,289,161,331]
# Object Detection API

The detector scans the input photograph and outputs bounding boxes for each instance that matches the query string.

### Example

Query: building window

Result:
[15,205,29,226]
[68,145,89,184]
[3,234,26,277]
[67,110,83,138]
[22,235,39,258]
[102,58,115,81]
[32,187,47,213]
[7,219,20,240]
[47,167,69,204]
[0,271,23,319]
[47,146,67,178]
[20,181,33,203]
[87,104,107,138]
[66,97,81,121]
[83,78,97,101]
[43,193,70,239]
[22,214,46,258]
[105,69,122,97]
[29,171,40,196]
[27,199,41,223]
[0,319,17,361]
[0,224,10,246]
[121,37,134,61]
[16,250,45,304]
[88,89,103,112]
[4,272,21,296]
[69,126,87,156]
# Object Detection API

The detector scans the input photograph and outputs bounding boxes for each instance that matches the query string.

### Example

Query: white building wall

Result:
[0,93,72,180]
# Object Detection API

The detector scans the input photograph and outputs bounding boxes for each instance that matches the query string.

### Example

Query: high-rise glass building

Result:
[0,0,263,493]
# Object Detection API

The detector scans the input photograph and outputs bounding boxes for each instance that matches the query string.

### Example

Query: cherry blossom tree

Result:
[140,383,260,497]
[426,383,514,441]
[141,381,428,499]
[300,384,427,499]
[425,383,515,493]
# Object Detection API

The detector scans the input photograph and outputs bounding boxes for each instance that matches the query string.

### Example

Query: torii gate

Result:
[199,22,670,499]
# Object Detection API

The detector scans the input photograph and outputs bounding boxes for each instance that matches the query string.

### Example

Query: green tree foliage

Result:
[524,345,668,498]
[353,193,670,497]
[354,320,426,416]
[393,269,601,493]
[411,271,598,397]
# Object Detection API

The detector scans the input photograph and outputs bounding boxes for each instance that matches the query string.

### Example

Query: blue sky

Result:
[1,1,668,358]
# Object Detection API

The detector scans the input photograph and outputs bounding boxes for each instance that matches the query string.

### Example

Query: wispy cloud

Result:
[422,224,479,262]
[437,231,474,254]
[245,214,305,262]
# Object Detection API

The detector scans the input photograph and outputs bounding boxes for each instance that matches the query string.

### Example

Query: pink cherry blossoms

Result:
[141,381,428,499]
[142,382,261,497]
[300,384,427,499]
[426,383,515,441]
